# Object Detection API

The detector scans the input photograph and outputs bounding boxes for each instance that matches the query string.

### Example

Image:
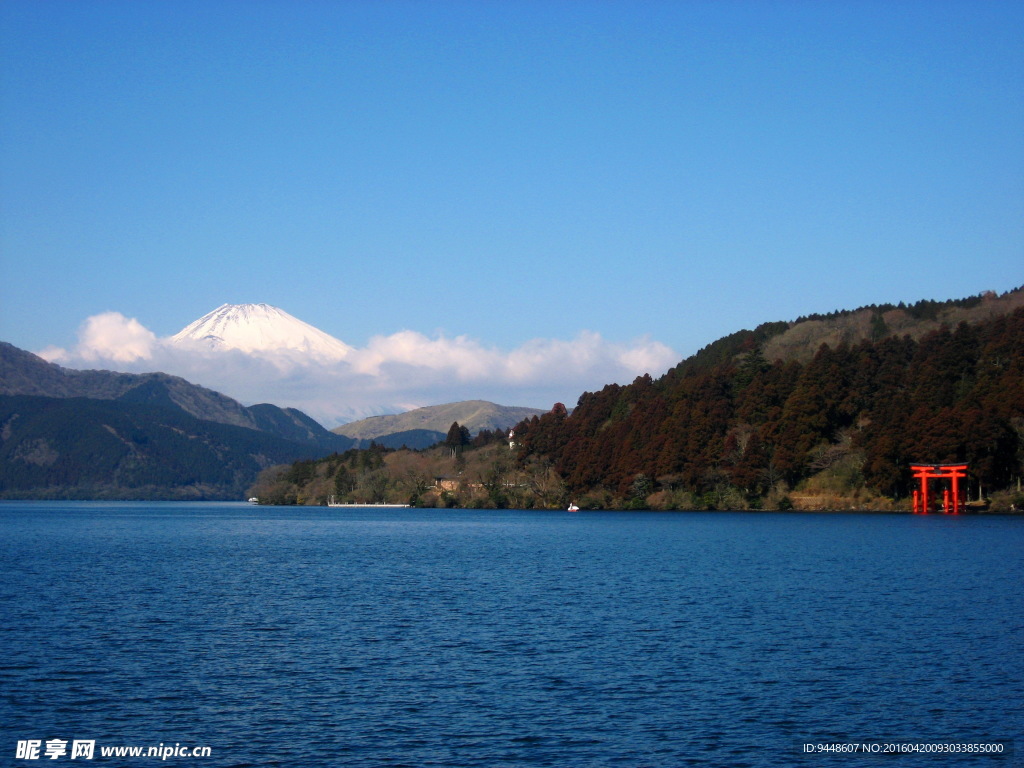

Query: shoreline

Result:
[4,499,1020,515]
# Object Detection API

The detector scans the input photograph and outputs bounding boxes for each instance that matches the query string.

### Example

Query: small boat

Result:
[567,503,580,512]
[248,497,259,504]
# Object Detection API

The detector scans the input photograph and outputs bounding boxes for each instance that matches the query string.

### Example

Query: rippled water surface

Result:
[2,502,1022,767]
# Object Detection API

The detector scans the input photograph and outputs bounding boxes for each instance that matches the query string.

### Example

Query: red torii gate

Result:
[910,463,967,514]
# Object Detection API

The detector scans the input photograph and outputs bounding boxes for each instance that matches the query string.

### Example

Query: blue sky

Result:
[1,1,1022,417]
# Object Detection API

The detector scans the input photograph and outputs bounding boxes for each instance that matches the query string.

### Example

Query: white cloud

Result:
[503,331,677,384]
[350,331,497,379]
[40,312,157,363]
[39,313,680,427]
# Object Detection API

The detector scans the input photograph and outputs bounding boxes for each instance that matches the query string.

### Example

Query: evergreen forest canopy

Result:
[515,299,1024,511]
[258,289,1024,512]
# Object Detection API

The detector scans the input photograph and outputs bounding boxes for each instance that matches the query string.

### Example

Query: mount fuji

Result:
[168,303,353,361]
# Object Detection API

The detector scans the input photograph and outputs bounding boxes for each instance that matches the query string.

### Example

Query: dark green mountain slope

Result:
[246,403,352,452]
[0,342,352,455]
[0,342,356,498]
[0,394,342,499]
[0,342,256,427]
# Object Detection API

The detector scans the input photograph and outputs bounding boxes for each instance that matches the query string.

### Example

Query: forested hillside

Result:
[0,395,344,499]
[248,426,526,507]
[257,290,1024,512]
[0,343,355,499]
[0,342,353,451]
[514,304,1024,510]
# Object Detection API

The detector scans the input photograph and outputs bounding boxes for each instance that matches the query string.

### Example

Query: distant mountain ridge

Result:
[333,400,546,449]
[0,342,354,498]
[2,341,255,428]
[0,394,345,500]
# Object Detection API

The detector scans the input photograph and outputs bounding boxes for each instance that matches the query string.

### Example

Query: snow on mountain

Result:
[168,303,353,361]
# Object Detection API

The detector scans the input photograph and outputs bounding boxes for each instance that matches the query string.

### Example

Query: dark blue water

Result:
[1,503,1021,767]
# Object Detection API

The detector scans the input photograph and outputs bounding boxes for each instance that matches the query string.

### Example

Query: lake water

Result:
[1,502,1021,767]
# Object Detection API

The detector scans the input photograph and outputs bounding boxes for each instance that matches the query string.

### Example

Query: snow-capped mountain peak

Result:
[169,303,353,360]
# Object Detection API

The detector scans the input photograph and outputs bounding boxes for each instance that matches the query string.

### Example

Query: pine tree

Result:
[445,421,469,458]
